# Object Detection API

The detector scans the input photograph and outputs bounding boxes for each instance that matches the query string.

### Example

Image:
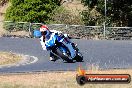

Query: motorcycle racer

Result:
[39,25,76,62]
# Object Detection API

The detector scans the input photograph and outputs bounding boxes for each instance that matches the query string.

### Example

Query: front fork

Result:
[58,35,78,59]
[71,43,79,51]
[61,41,77,59]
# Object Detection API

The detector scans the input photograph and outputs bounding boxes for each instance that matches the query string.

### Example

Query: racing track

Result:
[0,37,132,73]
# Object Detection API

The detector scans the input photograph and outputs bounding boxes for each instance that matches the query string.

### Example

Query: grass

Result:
[0,69,131,88]
[0,52,22,65]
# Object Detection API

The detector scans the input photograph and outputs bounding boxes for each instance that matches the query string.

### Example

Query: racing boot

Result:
[50,52,58,62]
[50,56,57,62]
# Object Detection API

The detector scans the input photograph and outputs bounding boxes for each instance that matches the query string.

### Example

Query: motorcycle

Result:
[45,33,83,63]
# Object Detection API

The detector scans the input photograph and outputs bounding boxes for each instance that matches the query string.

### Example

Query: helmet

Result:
[40,25,50,36]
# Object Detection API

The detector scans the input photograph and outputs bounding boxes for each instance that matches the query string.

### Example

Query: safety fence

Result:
[0,21,132,40]
[106,27,132,40]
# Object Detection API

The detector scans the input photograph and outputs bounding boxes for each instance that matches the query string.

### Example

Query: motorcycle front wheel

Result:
[55,48,73,63]
[75,52,83,62]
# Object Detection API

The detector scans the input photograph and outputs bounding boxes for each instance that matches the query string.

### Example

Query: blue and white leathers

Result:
[40,30,62,50]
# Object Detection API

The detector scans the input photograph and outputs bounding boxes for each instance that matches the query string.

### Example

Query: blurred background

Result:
[0,0,132,40]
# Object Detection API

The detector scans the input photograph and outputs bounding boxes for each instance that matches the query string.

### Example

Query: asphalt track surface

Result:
[0,37,132,73]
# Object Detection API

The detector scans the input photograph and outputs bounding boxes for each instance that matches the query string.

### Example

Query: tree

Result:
[5,0,61,23]
[81,0,104,26]
[81,0,132,26]
[51,6,84,25]
[0,0,9,6]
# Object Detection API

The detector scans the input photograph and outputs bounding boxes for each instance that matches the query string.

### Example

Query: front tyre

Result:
[75,52,83,62]
[56,48,73,63]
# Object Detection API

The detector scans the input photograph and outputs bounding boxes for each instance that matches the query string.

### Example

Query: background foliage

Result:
[5,0,61,23]
[4,0,63,31]
[3,0,132,31]
[81,0,132,26]
[4,0,84,31]
[51,6,84,25]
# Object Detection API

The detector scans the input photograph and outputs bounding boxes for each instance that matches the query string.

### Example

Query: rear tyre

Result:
[75,52,83,62]
[56,48,73,63]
